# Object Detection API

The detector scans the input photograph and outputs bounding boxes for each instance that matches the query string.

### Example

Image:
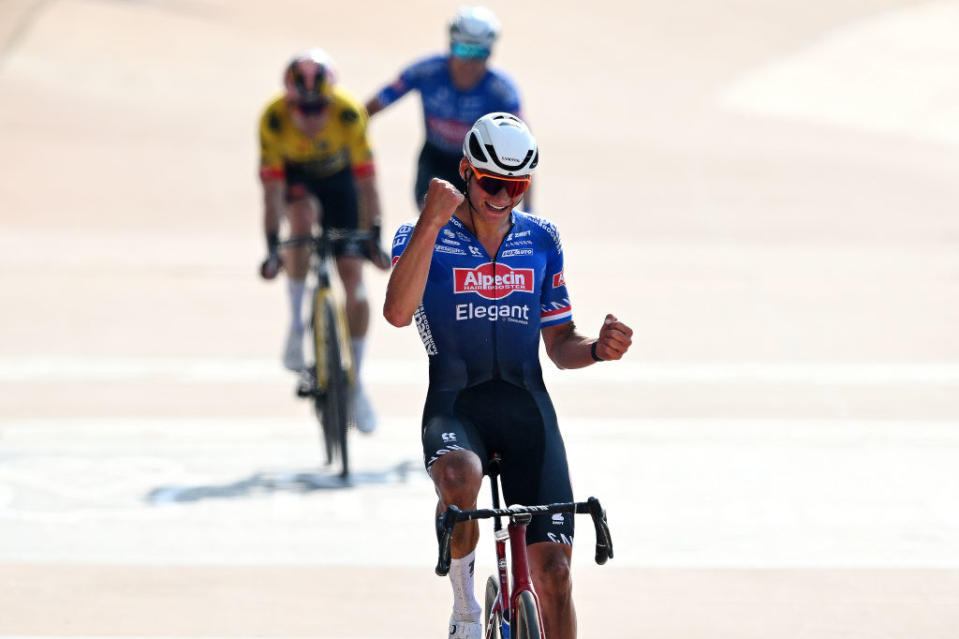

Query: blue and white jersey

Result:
[373,54,522,154]
[391,211,571,393]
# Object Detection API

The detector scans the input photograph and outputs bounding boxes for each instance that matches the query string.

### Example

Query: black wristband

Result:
[266,230,279,253]
[590,340,604,362]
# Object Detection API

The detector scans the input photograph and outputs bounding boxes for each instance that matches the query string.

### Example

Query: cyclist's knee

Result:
[286,198,316,234]
[336,256,364,289]
[529,544,573,599]
[432,450,482,505]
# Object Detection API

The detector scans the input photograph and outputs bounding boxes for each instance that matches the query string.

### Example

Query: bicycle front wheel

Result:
[312,292,351,478]
[513,590,543,639]
[484,575,503,639]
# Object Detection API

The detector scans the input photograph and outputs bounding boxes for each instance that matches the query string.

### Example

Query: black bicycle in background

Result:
[279,230,362,480]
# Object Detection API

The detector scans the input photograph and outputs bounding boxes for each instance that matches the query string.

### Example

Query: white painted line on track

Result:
[2,415,959,444]
[1,415,957,568]
[3,356,959,385]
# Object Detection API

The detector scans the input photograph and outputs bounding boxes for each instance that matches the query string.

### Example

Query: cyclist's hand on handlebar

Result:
[366,224,392,271]
[259,251,283,280]
[369,246,391,271]
[593,313,633,361]
[421,178,463,229]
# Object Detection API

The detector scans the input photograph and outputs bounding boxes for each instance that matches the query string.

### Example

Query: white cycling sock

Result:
[449,551,482,622]
[288,279,306,333]
[351,337,366,383]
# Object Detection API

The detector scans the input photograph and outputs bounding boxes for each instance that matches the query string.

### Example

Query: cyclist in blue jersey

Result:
[365,6,532,210]
[383,113,632,639]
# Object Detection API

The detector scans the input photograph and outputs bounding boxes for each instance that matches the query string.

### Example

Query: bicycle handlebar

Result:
[277,229,375,249]
[435,497,614,576]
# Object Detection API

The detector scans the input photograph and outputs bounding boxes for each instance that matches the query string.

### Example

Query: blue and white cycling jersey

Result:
[391,211,571,393]
[373,54,522,154]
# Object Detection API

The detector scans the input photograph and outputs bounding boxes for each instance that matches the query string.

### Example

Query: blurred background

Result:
[1,0,958,637]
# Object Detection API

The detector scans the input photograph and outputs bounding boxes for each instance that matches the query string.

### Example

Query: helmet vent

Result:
[468,132,488,163]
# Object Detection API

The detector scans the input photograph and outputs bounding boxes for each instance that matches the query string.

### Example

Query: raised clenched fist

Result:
[593,313,633,361]
[421,178,464,228]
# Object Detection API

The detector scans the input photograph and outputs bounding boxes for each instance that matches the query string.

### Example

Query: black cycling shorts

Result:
[284,165,364,258]
[421,379,575,547]
[414,142,466,208]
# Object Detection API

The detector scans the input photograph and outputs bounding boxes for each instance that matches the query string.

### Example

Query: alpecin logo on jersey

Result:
[453,263,534,300]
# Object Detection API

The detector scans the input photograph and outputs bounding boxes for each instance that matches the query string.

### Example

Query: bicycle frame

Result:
[435,455,614,639]
[280,231,359,478]
[486,460,544,639]
[309,233,354,391]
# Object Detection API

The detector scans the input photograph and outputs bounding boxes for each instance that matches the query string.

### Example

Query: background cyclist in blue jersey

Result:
[365,6,533,211]
[383,113,632,639]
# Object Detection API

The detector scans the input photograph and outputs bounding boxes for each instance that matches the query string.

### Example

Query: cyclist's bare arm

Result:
[383,178,463,326]
[541,314,633,368]
[364,97,385,117]
[259,179,287,279]
[354,172,390,270]
[262,179,285,240]
[355,173,381,229]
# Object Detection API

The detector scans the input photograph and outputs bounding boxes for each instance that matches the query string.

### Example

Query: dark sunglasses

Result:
[296,100,329,116]
[471,168,531,198]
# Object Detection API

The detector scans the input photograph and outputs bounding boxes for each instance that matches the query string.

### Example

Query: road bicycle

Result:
[435,455,614,639]
[279,230,359,480]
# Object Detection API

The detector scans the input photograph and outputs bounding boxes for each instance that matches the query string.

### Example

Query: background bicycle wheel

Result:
[1,1,959,638]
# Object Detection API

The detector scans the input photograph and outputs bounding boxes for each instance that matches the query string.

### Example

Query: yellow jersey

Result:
[258,86,374,182]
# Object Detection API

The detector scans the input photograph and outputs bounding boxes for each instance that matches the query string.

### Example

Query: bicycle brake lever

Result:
[587,497,614,565]
[435,505,461,576]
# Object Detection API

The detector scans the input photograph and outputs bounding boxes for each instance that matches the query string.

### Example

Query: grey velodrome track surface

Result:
[2,0,959,637]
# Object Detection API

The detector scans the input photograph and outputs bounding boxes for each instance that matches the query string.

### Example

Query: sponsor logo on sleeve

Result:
[552,270,566,288]
[393,223,414,249]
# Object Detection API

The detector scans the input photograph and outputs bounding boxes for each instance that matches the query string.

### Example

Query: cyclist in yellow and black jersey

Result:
[258,48,389,434]
[259,89,373,185]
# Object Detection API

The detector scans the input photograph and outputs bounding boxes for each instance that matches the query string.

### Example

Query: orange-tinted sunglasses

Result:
[470,166,531,198]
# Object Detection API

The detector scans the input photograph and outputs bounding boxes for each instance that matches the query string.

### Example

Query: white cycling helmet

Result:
[284,48,337,105]
[463,112,538,177]
[449,5,500,49]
